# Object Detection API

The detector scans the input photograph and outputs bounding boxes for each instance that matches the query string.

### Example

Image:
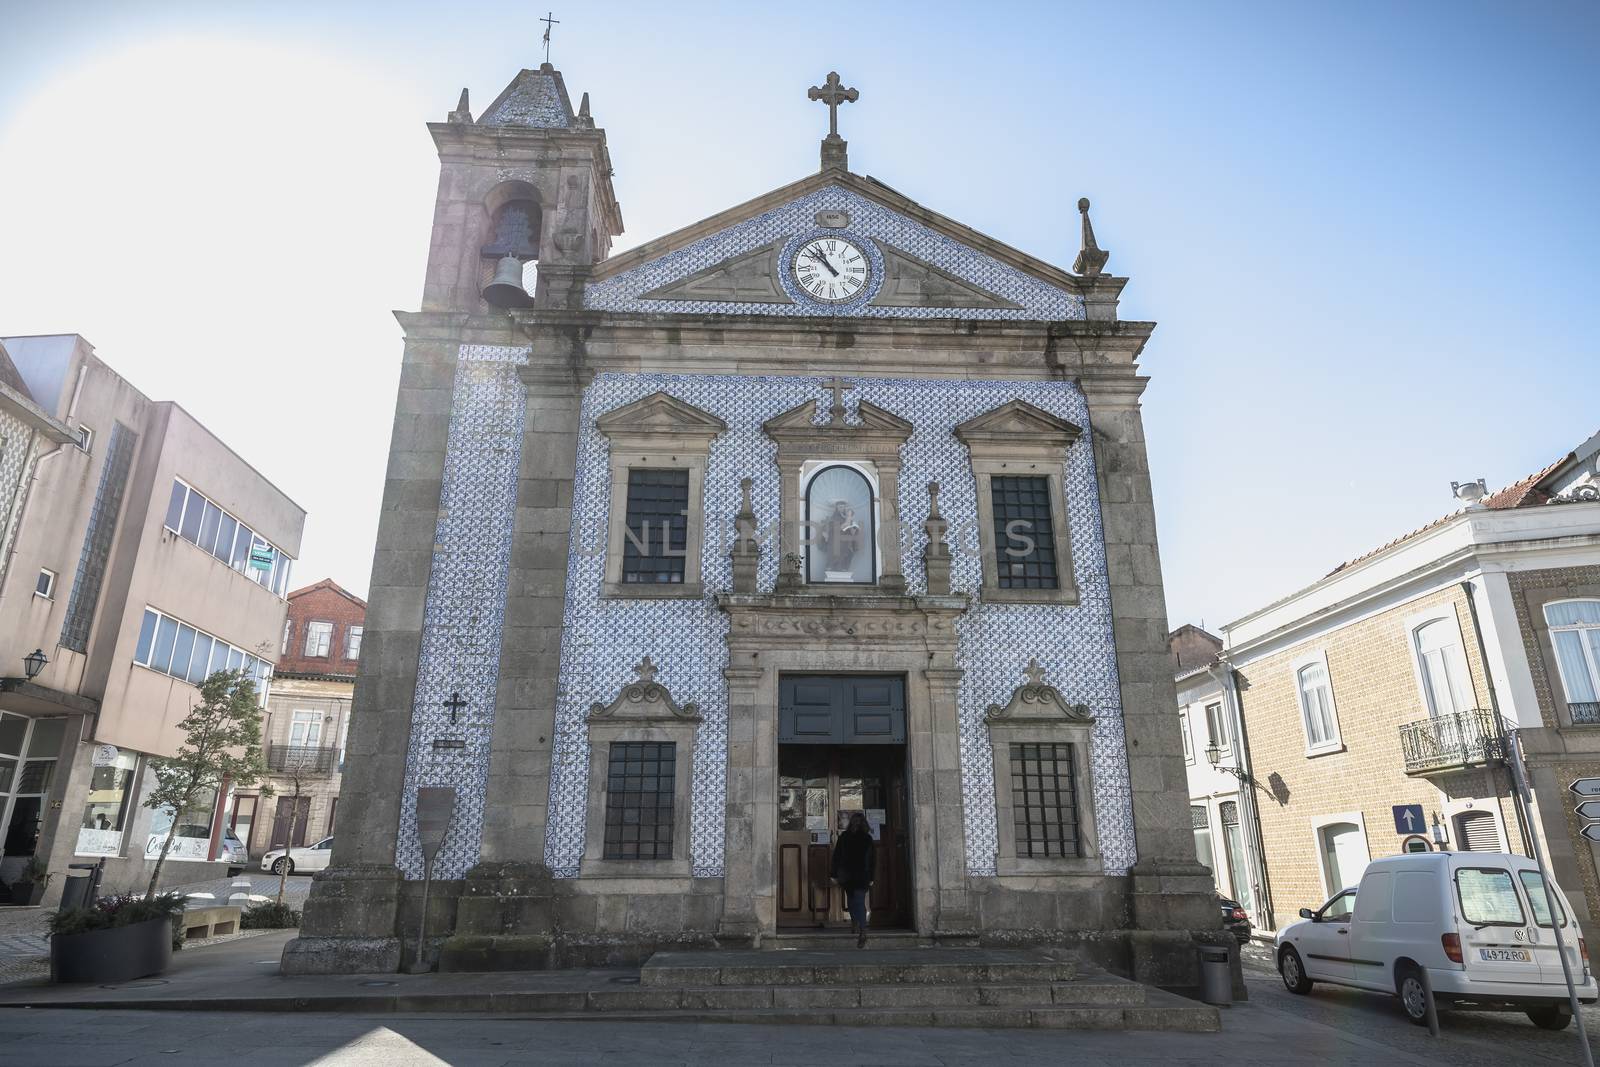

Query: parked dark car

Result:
[1219,895,1252,943]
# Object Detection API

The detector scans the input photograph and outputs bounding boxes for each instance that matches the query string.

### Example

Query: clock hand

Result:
[810,250,840,278]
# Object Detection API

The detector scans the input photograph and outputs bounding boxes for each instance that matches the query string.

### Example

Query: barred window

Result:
[622,469,689,584]
[1009,742,1080,858]
[603,741,676,860]
[991,476,1058,589]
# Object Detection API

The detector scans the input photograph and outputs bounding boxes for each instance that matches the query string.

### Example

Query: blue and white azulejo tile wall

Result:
[541,372,1136,880]
[584,185,1086,322]
[395,344,530,879]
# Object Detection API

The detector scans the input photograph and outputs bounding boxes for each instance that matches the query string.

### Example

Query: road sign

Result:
[1392,804,1425,835]
[1571,778,1600,798]
[1580,823,1600,843]
[1578,801,1600,821]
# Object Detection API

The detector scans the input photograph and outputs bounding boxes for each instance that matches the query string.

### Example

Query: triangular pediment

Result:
[596,392,727,439]
[955,400,1082,448]
[763,397,914,439]
[585,172,1088,321]
[870,242,1021,310]
[639,241,794,304]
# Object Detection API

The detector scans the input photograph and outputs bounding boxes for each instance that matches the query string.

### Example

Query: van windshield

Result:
[1456,867,1525,926]
[1518,870,1569,928]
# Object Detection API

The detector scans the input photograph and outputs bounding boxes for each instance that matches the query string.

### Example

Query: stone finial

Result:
[1072,197,1110,277]
[633,655,658,684]
[589,657,701,724]
[577,91,594,129]
[448,87,473,124]
[1022,657,1047,686]
[731,477,760,595]
[922,481,952,596]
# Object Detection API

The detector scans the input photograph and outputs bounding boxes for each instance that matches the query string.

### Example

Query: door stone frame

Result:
[716,591,974,943]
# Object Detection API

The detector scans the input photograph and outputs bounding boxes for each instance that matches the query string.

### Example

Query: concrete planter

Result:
[50,915,173,984]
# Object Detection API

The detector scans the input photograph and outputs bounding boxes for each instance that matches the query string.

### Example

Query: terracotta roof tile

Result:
[1323,458,1568,578]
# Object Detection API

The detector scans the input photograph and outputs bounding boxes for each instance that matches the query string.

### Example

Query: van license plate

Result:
[1479,948,1532,963]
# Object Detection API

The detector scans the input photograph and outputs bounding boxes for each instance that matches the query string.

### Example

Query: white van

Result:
[1275,851,1596,1029]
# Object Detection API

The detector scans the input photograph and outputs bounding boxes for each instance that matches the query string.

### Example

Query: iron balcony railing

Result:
[1399,709,1507,774]
[266,744,341,775]
[1571,702,1600,726]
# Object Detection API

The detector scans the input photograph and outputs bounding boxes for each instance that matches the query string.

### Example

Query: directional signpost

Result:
[1575,780,1600,847]
[1392,804,1425,836]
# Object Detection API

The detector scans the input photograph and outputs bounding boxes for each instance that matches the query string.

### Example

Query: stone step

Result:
[534,998,1221,1032]
[641,947,1076,987]
[588,978,1143,1012]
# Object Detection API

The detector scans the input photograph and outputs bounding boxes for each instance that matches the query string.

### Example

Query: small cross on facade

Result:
[1022,658,1048,686]
[540,11,560,64]
[443,691,468,723]
[807,71,858,138]
[821,376,853,423]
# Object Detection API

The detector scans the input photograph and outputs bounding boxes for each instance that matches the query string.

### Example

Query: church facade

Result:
[284,62,1217,984]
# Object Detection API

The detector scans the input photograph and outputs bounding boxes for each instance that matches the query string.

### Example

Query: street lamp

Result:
[1205,743,1249,783]
[22,649,48,680]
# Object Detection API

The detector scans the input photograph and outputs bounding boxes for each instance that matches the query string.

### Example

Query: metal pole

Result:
[1507,730,1593,1066]
[1419,966,1441,1038]
[410,855,433,974]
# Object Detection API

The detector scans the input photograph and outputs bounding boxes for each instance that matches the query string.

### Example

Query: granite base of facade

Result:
[282,862,1227,985]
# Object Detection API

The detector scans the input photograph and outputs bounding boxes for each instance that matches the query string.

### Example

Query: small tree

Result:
[143,669,268,901]
[272,760,309,906]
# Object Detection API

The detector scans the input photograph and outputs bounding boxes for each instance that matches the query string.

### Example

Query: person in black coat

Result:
[831,812,876,947]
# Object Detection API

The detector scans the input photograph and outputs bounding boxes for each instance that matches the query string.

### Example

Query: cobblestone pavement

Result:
[0,870,311,980]
[1240,935,1600,1064]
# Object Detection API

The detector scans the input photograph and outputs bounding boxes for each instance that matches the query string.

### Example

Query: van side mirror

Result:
[1299,908,1314,920]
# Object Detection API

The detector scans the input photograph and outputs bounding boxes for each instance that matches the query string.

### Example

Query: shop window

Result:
[76,748,139,857]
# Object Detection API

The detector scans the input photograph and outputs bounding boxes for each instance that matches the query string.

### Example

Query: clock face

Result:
[792,236,870,303]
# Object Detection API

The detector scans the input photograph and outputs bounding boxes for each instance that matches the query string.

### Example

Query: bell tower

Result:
[421,63,623,311]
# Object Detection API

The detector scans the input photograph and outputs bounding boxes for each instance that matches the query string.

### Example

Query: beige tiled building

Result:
[0,334,303,901]
[1215,431,1600,938]
[238,579,365,865]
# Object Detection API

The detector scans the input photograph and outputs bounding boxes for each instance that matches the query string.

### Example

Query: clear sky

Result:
[1,1,1595,629]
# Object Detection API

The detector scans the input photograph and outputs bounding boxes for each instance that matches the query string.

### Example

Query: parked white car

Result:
[260,836,333,875]
[1276,851,1596,1029]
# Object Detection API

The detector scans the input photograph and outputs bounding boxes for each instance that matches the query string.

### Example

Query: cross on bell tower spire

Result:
[808,70,858,171]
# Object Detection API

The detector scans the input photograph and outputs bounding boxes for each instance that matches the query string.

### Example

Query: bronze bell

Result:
[482,254,533,308]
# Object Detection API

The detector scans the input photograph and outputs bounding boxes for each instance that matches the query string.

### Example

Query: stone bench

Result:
[182,905,241,941]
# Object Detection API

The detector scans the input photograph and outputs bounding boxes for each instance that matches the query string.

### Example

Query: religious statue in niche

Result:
[806,464,875,584]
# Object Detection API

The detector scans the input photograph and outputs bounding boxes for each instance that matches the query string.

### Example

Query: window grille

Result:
[1009,742,1080,858]
[621,469,689,584]
[991,476,1058,589]
[603,741,675,860]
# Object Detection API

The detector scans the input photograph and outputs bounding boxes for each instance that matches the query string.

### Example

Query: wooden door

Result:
[270,796,310,849]
[776,745,908,929]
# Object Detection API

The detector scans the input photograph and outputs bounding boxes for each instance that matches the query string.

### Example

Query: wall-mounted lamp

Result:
[1206,743,1250,783]
[22,649,48,680]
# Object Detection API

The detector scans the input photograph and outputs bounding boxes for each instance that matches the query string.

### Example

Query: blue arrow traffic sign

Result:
[1392,804,1425,835]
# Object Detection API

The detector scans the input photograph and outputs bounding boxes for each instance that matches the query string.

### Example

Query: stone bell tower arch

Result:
[422,64,623,311]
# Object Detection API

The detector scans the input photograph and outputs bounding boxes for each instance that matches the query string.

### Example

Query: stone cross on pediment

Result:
[821,377,854,424]
[588,656,701,724]
[985,659,1093,724]
[808,71,858,137]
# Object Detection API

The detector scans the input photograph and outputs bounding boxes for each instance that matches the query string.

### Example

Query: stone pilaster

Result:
[478,330,584,866]
[922,666,975,937]
[1079,375,1215,932]
[717,664,767,944]
[282,324,461,974]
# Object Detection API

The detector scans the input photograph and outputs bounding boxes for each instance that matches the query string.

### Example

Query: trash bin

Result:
[58,871,93,912]
[1199,944,1233,1006]
[58,861,103,912]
